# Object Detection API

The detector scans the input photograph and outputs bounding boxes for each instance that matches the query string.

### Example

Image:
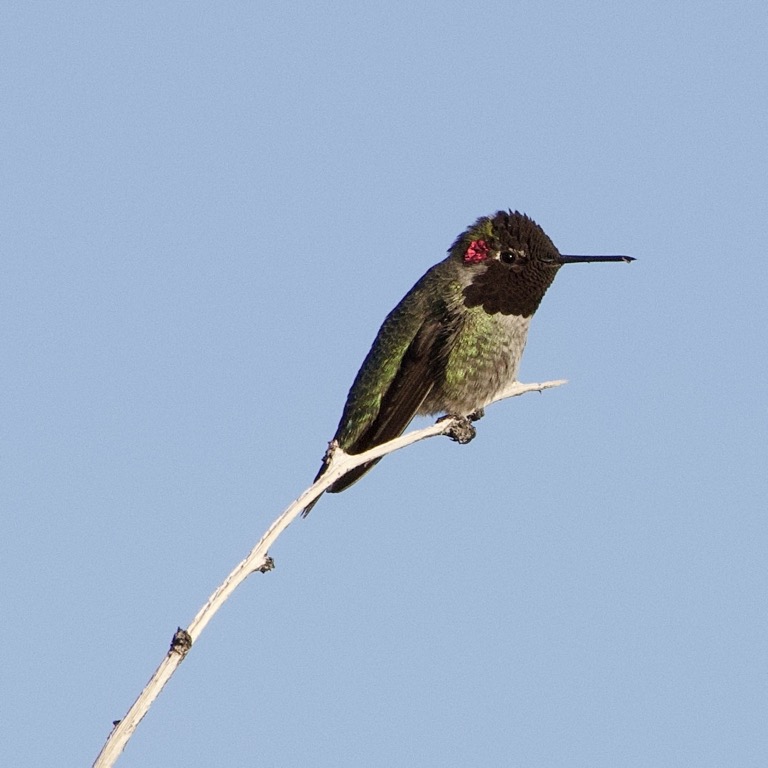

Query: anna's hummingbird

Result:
[303,210,632,515]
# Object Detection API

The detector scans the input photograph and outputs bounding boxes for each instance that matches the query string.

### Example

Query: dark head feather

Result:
[455,210,562,317]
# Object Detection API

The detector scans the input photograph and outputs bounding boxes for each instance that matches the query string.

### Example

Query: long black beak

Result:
[558,254,635,264]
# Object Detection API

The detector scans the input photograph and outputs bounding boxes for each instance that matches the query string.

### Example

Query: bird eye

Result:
[500,250,525,265]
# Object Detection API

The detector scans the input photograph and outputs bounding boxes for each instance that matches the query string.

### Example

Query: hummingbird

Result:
[303,210,632,515]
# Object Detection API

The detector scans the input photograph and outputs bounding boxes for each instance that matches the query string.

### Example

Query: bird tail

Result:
[300,455,383,517]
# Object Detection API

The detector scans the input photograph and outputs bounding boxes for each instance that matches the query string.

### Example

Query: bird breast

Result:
[420,308,531,416]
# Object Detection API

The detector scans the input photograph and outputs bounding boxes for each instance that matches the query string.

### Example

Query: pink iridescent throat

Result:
[463,240,490,263]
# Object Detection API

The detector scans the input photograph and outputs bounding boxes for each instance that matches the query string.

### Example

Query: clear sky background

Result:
[3,2,767,766]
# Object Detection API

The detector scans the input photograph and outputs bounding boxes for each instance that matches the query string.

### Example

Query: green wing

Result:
[318,267,457,499]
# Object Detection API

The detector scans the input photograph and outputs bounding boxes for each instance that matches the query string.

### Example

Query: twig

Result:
[91,378,566,767]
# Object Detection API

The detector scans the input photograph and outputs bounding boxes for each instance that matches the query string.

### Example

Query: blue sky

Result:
[2,2,767,766]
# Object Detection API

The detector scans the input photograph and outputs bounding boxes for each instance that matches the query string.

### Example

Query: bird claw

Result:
[439,414,477,444]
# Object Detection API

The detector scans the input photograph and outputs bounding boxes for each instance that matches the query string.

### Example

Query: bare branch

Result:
[92,378,566,767]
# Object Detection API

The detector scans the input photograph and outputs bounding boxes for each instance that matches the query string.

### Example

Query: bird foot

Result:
[439,414,477,444]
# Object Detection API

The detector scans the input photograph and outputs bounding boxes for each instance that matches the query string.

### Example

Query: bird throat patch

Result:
[462,260,554,317]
